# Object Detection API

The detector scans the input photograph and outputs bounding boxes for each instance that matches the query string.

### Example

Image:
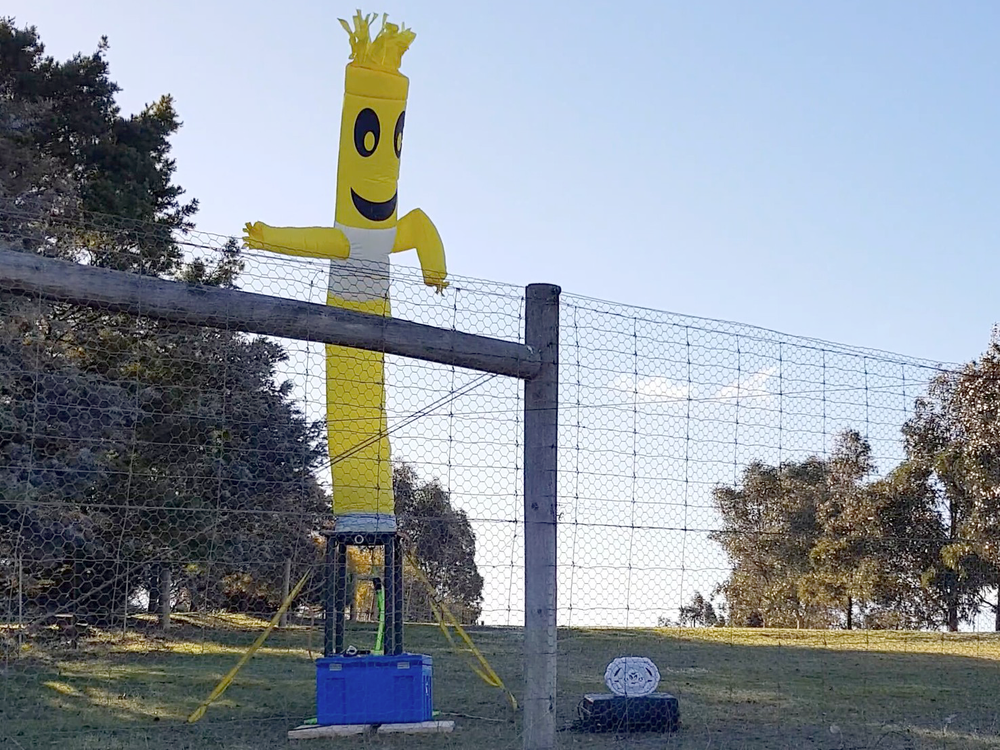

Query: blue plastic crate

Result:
[316,653,433,725]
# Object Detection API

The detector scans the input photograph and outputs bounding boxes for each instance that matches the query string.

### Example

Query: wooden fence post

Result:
[280,559,292,627]
[523,283,560,750]
[160,566,171,630]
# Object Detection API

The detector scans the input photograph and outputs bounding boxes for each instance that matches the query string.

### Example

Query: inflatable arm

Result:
[243,221,351,260]
[392,208,447,292]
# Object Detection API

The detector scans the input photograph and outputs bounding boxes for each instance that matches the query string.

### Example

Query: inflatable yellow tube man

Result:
[243,11,447,533]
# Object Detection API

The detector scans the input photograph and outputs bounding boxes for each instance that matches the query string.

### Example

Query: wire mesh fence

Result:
[3,206,1000,749]
[557,296,943,628]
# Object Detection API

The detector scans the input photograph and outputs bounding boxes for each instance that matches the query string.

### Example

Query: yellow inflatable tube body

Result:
[244,12,447,528]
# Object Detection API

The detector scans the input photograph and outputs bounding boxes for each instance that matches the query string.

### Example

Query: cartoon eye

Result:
[394,111,405,158]
[354,108,380,157]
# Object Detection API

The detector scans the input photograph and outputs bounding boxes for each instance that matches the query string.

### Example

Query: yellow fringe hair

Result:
[339,10,415,73]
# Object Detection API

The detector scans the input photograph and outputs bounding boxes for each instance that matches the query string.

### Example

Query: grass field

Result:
[3,617,1000,749]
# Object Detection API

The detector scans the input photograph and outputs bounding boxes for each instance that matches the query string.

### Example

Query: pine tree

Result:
[0,19,327,620]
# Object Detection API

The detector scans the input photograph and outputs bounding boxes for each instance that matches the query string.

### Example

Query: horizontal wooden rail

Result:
[0,246,540,379]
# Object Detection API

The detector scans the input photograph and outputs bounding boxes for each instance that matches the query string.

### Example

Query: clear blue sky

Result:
[11,0,1000,364]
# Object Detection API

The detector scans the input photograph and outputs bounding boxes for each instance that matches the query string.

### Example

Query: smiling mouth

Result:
[351,189,397,223]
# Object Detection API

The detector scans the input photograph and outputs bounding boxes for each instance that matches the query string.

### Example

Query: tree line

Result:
[695,339,1000,632]
[0,19,483,625]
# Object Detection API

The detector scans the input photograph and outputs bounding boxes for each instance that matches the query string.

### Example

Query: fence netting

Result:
[2,207,999,749]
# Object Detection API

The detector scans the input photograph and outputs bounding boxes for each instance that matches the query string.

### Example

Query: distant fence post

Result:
[160,566,171,630]
[280,559,292,627]
[523,283,560,750]
[17,553,24,650]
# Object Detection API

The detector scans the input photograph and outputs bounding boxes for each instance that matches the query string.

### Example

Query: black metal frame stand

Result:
[322,530,404,656]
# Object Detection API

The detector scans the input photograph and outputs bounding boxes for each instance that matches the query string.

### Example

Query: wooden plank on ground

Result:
[287,720,454,739]
[377,721,455,734]
[287,723,368,739]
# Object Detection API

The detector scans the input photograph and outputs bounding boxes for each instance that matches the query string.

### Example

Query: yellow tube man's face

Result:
[335,66,408,229]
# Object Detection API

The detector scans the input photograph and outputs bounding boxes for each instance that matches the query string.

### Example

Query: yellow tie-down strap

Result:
[406,553,518,711]
[188,570,312,723]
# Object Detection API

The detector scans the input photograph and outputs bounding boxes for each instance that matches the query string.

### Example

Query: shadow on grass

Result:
[4,623,1000,748]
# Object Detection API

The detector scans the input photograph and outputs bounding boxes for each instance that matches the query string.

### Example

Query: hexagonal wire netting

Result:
[2,206,997,749]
